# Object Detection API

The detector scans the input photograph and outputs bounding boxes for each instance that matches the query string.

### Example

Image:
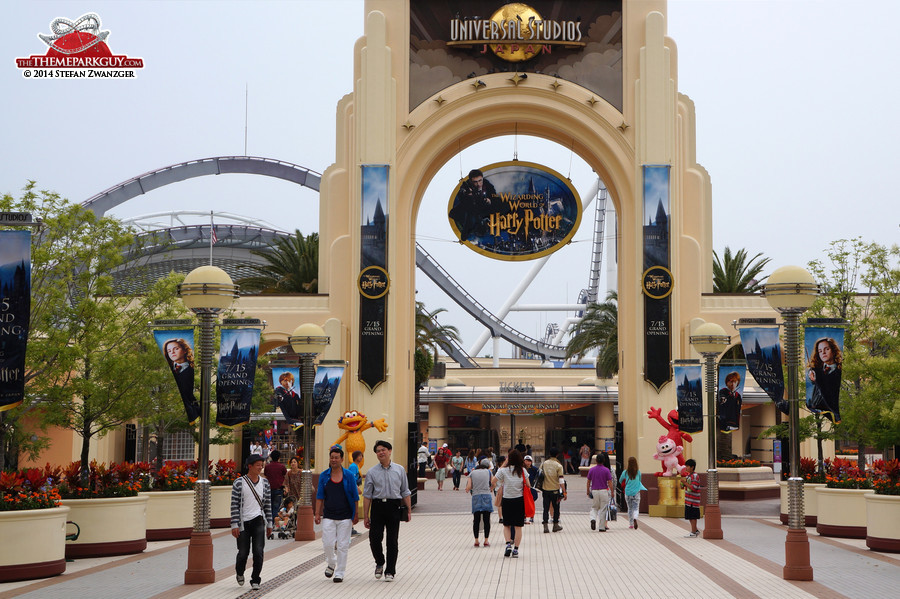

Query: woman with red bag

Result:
[492,449,532,558]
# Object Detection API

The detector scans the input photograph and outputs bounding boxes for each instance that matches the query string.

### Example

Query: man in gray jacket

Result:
[231,454,273,590]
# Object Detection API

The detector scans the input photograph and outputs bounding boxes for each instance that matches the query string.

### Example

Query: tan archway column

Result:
[595,403,615,454]
[427,402,447,448]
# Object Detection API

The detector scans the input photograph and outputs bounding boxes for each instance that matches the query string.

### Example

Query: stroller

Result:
[273,496,297,539]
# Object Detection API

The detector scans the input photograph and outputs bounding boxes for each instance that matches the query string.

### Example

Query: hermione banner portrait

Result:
[215,328,261,428]
[447,161,581,261]
[804,325,844,424]
[154,329,201,424]
[0,230,31,412]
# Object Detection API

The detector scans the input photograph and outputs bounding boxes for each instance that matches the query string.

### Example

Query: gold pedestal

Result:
[648,475,703,518]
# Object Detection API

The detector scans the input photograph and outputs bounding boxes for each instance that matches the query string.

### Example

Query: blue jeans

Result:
[236,515,266,584]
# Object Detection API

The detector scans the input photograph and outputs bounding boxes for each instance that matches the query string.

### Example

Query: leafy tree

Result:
[760,414,838,474]
[565,290,618,377]
[0,182,185,477]
[713,247,771,293]
[238,230,318,293]
[807,238,900,468]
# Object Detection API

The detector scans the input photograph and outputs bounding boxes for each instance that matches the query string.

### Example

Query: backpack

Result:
[533,466,546,491]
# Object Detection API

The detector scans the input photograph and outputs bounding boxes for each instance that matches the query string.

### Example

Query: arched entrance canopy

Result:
[399,84,633,230]
[82,156,322,215]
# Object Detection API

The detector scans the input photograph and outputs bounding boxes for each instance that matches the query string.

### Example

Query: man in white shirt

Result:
[230,454,272,590]
[416,441,429,477]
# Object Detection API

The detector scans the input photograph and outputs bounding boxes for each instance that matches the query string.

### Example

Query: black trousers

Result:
[235,515,266,584]
[542,490,561,523]
[473,511,490,538]
[369,499,402,575]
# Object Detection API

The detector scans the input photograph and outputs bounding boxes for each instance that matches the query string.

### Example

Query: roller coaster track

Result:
[415,244,569,361]
[83,156,321,216]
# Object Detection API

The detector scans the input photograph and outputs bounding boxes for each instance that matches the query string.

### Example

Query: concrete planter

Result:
[142,490,195,540]
[210,485,233,528]
[816,487,873,538]
[718,466,778,500]
[0,506,69,582]
[866,493,900,552]
[62,495,148,558]
[779,481,825,526]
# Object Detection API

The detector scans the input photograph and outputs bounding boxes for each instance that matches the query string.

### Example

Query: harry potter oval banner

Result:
[448,161,582,261]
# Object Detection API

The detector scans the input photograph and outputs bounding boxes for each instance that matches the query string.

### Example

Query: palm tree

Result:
[713,247,771,293]
[238,230,318,293]
[414,302,461,428]
[565,290,618,378]
[415,302,461,362]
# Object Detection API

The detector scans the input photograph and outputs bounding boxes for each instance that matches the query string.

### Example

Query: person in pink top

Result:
[586,451,615,532]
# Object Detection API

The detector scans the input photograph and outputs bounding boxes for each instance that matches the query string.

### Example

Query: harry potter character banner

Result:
[154,330,201,424]
[0,230,31,412]
[717,364,747,433]
[804,323,845,424]
[738,326,786,414]
[674,362,703,434]
[272,366,302,430]
[215,328,260,428]
[313,365,345,426]
[447,162,581,261]
[359,165,389,392]
[642,166,672,391]
[409,1,623,111]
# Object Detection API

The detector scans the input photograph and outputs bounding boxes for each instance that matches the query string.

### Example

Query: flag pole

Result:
[209,211,214,265]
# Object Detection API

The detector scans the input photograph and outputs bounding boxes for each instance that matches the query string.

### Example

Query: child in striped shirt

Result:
[681,459,701,537]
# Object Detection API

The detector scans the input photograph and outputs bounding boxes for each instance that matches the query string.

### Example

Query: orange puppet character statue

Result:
[332,410,387,468]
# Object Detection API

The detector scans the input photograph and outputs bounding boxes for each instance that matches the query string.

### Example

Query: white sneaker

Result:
[384,573,394,581]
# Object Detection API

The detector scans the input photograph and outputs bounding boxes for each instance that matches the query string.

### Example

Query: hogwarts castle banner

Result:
[642,166,672,391]
[0,230,30,412]
[215,327,261,428]
[358,165,390,392]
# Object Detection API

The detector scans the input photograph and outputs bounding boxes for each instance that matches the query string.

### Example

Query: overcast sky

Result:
[2,1,896,356]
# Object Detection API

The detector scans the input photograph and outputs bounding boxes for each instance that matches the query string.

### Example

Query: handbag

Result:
[522,472,536,518]
[606,497,617,521]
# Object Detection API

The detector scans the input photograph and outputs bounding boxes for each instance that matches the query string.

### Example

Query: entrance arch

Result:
[311,2,726,473]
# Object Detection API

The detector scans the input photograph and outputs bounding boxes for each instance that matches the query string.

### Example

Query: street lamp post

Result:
[690,321,731,540]
[763,265,818,581]
[178,266,239,584]
[289,323,330,541]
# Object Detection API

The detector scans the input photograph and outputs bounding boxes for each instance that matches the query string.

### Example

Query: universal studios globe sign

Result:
[447,161,582,261]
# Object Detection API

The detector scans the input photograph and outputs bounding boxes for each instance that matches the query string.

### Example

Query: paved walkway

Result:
[1,480,897,599]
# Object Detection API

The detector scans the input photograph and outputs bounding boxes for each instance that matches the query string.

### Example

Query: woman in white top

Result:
[492,449,526,558]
